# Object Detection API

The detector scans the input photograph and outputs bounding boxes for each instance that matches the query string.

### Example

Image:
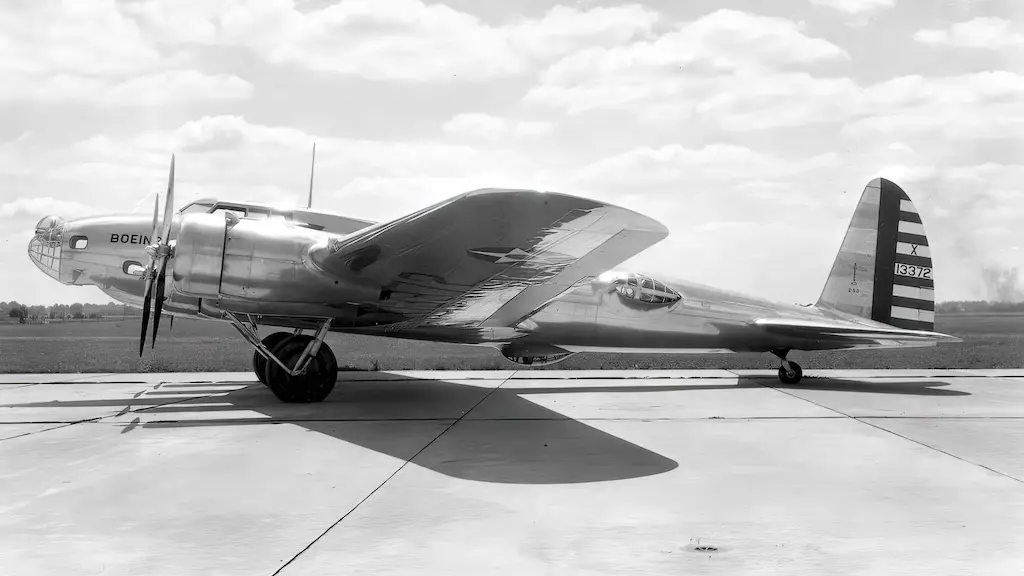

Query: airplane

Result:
[27,154,960,403]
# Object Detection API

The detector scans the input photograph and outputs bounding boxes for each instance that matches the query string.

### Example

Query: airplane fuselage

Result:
[28,210,857,362]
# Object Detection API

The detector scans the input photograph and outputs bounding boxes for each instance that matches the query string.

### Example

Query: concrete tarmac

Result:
[1,368,1023,575]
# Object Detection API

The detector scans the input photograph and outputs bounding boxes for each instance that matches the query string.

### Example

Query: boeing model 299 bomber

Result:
[29,154,959,403]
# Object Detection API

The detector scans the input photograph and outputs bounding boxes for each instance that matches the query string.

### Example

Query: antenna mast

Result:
[306,142,316,209]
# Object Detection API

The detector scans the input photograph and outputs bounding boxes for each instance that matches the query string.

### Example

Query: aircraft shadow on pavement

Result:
[1,374,969,485]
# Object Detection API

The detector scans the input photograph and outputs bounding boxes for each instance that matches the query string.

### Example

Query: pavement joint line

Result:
[0,383,259,442]
[269,369,519,576]
[756,379,1024,486]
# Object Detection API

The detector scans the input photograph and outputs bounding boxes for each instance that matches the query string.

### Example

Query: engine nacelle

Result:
[172,212,335,301]
[500,342,576,366]
[173,213,226,297]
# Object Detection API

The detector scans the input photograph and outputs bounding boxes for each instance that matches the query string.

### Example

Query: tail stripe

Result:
[891,295,935,311]
[899,199,916,213]
[891,306,935,323]
[894,254,933,267]
[870,179,902,325]
[893,284,934,300]
[897,220,926,236]
[897,232,928,246]
[892,275,934,289]
[899,210,922,224]
[889,318,934,331]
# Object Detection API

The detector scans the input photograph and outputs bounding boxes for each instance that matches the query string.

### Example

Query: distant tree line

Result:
[0,301,140,321]
[935,300,1024,313]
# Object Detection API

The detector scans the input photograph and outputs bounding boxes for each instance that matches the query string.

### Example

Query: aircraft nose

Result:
[27,214,66,281]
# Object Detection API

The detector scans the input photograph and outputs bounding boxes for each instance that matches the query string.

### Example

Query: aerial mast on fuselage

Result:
[307,142,316,209]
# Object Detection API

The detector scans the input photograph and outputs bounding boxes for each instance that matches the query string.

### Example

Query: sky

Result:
[1,0,1022,306]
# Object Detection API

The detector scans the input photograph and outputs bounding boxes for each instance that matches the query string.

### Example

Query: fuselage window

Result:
[122,260,146,276]
[69,235,88,250]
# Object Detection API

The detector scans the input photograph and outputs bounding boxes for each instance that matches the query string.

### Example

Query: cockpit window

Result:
[179,201,214,215]
[610,272,681,305]
[69,235,88,250]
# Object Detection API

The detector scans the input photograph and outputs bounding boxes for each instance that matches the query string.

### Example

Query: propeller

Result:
[139,155,176,356]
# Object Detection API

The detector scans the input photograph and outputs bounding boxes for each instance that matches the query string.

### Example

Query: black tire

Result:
[265,335,338,403]
[778,361,803,384]
[253,332,292,385]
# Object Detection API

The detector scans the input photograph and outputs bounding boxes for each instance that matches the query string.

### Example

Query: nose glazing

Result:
[28,215,65,280]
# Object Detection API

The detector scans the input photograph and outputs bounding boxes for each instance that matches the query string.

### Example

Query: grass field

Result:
[0,313,1020,373]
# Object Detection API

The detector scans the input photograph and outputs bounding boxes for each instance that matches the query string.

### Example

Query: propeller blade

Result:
[169,315,174,332]
[160,154,175,245]
[139,274,154,356]
[151,257,169,348]
[150,193,159,240]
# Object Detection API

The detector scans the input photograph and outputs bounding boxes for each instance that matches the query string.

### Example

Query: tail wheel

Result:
[264,334,338,403]
[252,331,292,385]
[778,361,803,384]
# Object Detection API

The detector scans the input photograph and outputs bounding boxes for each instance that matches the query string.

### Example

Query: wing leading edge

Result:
[309,188,669,328]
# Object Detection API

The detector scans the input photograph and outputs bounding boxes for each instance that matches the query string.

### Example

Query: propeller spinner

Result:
[140,155,176,356]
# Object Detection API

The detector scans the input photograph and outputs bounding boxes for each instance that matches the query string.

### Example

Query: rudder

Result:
[817,178,935,330]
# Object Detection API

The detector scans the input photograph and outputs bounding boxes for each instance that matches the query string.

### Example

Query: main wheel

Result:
[253,331,292,385]
[264,334,338,403]
[778,361,803,384]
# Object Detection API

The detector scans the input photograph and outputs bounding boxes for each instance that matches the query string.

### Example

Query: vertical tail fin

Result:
[817,178,936,331]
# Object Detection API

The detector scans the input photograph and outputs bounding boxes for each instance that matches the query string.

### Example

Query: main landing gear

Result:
[227,313,338,403]
[772,349,803,385]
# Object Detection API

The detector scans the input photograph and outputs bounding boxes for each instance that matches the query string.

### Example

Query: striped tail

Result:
[817,178,935,331]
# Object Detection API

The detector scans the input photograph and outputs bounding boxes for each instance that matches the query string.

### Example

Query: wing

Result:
[309,188,668,328]
[754,316,961,350]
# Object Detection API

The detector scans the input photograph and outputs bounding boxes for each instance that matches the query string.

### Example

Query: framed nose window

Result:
[69,235,89,250]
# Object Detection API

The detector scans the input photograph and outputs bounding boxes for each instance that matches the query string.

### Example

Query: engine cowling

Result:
[172,212,337,302]
[172,212,226,297]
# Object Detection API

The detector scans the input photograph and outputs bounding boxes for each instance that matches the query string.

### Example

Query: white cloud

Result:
[441,113,554,141]
[888,142,914,152]
[809,0,895,14]
[526,10,850,124]
[576,143,840,187]
[124,0,659,81]
[0,0,252,105]
[13,115,535,216]
[0,0,163,76]
[914,17,1024,48]
[844,71,1024,139]
[0,70,253,105]
[0,197,95,219]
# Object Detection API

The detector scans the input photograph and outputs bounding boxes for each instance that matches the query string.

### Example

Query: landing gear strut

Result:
[772,349,803,384]
[253,331,291,385]
[228,313,338,403]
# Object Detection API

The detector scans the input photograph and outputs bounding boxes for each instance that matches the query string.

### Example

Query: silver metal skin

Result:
[27,178,960,400]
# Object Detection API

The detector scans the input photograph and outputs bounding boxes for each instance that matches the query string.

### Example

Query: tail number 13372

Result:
[894,263,932,279]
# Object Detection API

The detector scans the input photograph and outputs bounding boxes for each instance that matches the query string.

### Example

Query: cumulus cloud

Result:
[915,17,1024,48]
[0,0,252,105]
[442,113,554,141]
[809,0,895,14]
[576,143,840,187]
[0,197,95,219]
[525,10,850,124]
[123,0,659,81]
[0,70,253,105]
